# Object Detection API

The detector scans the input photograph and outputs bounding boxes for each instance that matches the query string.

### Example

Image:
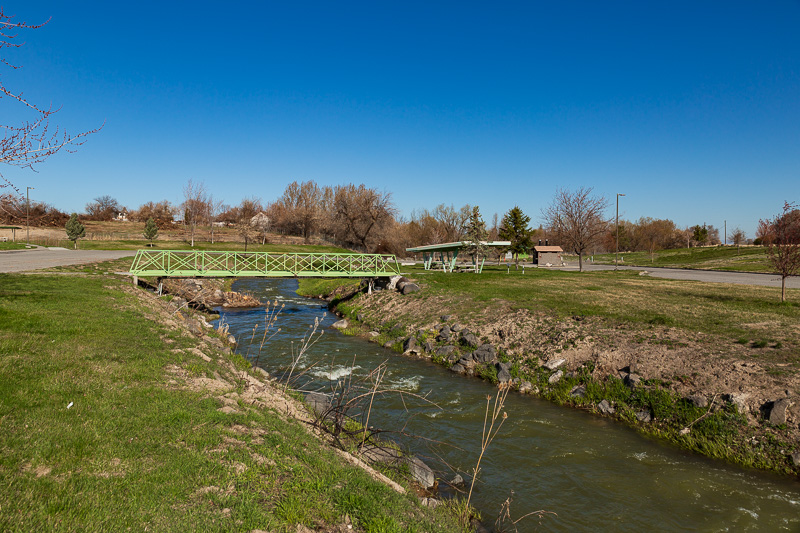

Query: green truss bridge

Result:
[128,250,400,278]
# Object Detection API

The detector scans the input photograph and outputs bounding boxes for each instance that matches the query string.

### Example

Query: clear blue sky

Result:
[4,1,799,238]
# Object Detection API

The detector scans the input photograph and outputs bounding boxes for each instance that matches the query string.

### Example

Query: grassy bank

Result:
[297,270,800,476]
[0,268,464,532]
[591,245,772,272]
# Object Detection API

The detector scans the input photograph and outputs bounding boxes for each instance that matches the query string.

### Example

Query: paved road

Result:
[558,263,800,289]
[0,247,135,273]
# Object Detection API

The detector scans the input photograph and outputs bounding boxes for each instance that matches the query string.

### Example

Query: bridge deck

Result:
[128,250,400,278]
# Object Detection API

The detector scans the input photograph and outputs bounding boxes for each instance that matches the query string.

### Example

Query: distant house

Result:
[114,209,129,222]
[533,245,564,266]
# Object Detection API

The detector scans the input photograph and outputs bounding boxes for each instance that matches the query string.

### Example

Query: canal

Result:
[218,278,800,532]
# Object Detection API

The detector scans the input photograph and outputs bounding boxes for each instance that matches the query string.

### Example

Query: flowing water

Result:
[219,279,800,532]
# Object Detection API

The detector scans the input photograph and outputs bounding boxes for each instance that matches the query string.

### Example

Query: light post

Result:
[26,186,34,246]
[615,193,625,269]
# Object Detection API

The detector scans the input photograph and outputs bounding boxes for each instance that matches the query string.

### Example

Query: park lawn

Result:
[0,271,463,532]
[396,265,800,351]
[591,246,773,272]
[70,239,352,253]
[0,241,27,250]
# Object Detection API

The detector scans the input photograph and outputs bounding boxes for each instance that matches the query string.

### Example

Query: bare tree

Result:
[0,9,101,196]
[432,203,471,243]
[761,203,800,302]
[543,187,609,271]
[132,200,175,228]
[236,197,262,251]
[85,195,121,221]
[332,184,396,251]
[271,180,323,242]
[182,179,209,247]
[728,227,747,254]
[207,195,224,244]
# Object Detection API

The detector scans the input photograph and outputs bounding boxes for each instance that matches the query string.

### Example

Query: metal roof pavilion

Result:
[405,240,510,273]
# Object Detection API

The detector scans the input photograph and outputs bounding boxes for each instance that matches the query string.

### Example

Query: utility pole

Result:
[724,220,727,246]
[615,193,625,270]
[26,186,34,246]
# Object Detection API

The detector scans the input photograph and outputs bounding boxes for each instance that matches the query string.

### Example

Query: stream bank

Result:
[298,276,800,478]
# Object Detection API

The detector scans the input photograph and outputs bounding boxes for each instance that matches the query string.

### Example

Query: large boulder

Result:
[543,358,565,371]
[548,370,563,384]
[496,362,512,383]
[460,333,479,348]
[624,373,642,389]
[597,399,615,415]
[473,344,496,363]
[436,345,456,358]
[436,329,452,343]
[766,398,792,425]
[403,336,418,353]
[449,363,466,374]
[401,283,420,295]
[331,319,349,330]
[407,457,435,489]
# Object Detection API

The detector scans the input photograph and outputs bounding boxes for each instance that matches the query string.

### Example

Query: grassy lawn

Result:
[591,246,773,272]
[393,265,800,349]
[0,269,463,532]
[66,240,352,253]
[0,241,27,251]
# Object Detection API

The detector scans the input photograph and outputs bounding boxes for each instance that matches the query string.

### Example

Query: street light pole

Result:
[615,193,625,270]
[26,186,34,246]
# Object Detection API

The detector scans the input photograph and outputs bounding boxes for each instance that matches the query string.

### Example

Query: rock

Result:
[449,474,464,486]
[253,367,270,378]
[332,319,349,330]
[597,399,615,415]
[451,324,465,333]
[360,445,403,464]
[458,353,475,366]
[790,451,800,467]
[473,344,496,363]
[766,398,791,425]
[436,345,456,358]
[441,315,452,322]
[304,392,332,417]
[679,427,691,436]
[548,370,563,384]
[624,373,642,389]
[635,410,652,423]
[436,329,452,342]
[396,280,407,291]
[449,363,466,374]
[356,313,364,322]
[407,457,435,489]
[519,381,533,394]
[686,394,708,408]
[423,339,435,353]
[217,406,239,415]
[403,337,418,353]
[367,331,380,338]
[402,283,420,295]
[570,385,586,398]
[725,393,749,414]
[385,275,403,291]
[496,362,512,383]
[420,497,439,508]
[227,334,237,345]
[383,340,395,348]
[543,358,566,371]
[460,333,479,348]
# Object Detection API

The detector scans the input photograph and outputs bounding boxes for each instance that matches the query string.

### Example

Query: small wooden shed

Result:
[533,245,564,266]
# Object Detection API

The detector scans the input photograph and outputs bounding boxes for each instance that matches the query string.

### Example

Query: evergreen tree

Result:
[143,217,158,246]
[462,206,488,272]
[498,205,532,269]
[65,213,85,249]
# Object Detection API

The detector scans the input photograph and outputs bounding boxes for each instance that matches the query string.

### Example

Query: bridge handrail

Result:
[128,249,400,278]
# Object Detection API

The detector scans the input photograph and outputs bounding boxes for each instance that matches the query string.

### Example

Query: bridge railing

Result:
[128,250,401,277]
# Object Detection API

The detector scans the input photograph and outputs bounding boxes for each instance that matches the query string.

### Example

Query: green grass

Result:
[0,270,464,532]
[396,265,800,349]
[592,245,773,272]
[0,241,28,250]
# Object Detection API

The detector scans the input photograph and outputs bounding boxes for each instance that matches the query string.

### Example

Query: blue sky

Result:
[3,1,799,238]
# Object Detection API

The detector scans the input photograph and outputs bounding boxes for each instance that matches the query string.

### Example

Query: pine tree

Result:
[65,213,85,249]
[462,206,488,273]
[498,205,532,269]
[143,217,158,246]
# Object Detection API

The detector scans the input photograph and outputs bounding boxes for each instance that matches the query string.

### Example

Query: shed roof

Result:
[533,246,563,252]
